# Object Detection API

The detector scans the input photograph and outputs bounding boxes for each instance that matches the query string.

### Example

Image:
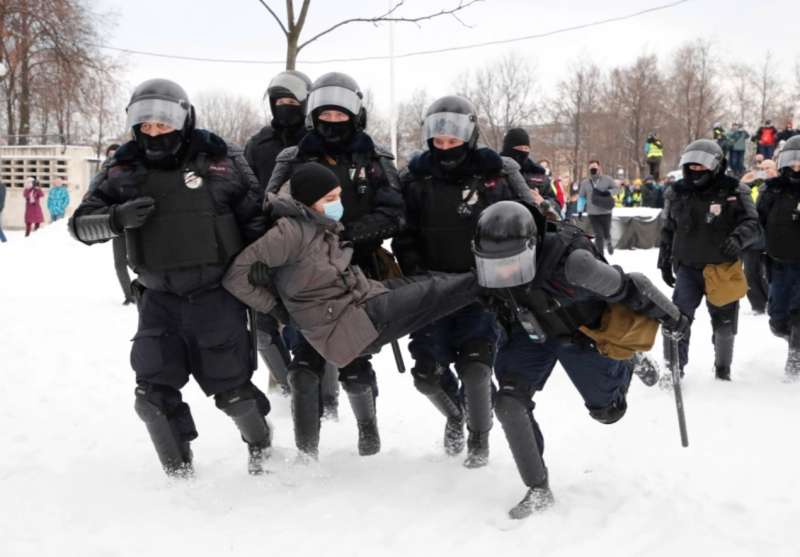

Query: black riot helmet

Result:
[679,139,724,188]
[777,135,800,184]
[126,78,195,164]
[305,72,365,144]
[472,201,540,288]
[265,70,312,128]
[422,95,479,171]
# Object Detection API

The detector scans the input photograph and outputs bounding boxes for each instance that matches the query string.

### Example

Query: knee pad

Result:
[710,304,739,336]
[339,358,377,393]
[214,381,270,417]
[456,338,496,368]
[457,360,492,386]
[589,397,628,425]
[412,358,447,395]
[287,366,321,395]
[290,344,326,372]
[135,382,197,441]
[496,382,536,411]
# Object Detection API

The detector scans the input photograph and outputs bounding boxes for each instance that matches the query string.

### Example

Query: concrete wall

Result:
[1,145,100,230]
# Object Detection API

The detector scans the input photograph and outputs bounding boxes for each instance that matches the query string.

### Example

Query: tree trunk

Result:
[286,33,299,70]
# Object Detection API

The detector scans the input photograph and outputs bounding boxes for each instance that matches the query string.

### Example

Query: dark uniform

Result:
[70,79,270,476]
[392,96,534,468]
[266,72,405,458]
[474,201,686,519]
[501,127,560,220]
[243,70,312,397]
[756,136,800,378]
[658,140,760,380]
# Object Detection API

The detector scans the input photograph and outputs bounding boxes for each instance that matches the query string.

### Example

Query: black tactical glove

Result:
[663,313,691,339]
[721,236,743,259]
[248,262,272,288]
[660,264,676,288]
[112,197,156,230]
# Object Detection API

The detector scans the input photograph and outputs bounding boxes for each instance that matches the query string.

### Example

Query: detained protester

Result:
[658,140,761,381]
[70,79,272,477]
[500,127,560,221]
[392,97,533,468]
[474,201,687,519]
[756,136,800,380]
[244,70,314,399]
[264,72,405,458]
[223,162,483,409]
[577,160,619,256]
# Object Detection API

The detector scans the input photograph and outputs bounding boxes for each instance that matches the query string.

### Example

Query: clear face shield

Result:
[422,112,476,144]
[678,149,720,171]
[267,73,310,102]
[126,98,189,130]
[306,86,362,116]
[473,241,537,288]
[777,149,800,171]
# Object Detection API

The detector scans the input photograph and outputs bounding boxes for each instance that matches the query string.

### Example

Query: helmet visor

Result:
[473,243,536,288]
[679,149,720,171]
[268,73,309,102]
[126,98,189,130]
[422,112,476,143]
[777,148,800,170]
[307,85,361,116]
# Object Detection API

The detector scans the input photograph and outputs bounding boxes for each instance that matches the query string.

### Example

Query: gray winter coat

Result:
[578,175,619,215]
[223,194,388,367]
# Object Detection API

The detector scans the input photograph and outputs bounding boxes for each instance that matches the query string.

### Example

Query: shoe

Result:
[509,484,555,519]
[247,443,270,475]
[444,416,465,456]
[631,353,660,387]
[714,365,731,381]
[322,397,339,421]
[123,297,134,306]
[357,420,380,456]
[164,442,194,478]
[463,429,489,468]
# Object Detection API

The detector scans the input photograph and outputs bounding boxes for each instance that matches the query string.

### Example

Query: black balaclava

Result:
[783,166,800,185]
[136,128,186,169]
[431,142,470,172]
[683,165,714,189]
[315,106,356,149]
[501,128,531,167]
[272,102,304,129]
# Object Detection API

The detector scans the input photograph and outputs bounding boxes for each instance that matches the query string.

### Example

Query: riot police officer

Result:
[266,72,406,459]
[500,127,560,220]
[392,96,534,468]
[69,79,271,477]
[474,201,688,519]
[658,140,761,381]
[757,135,800,379]
[244,71,316,400]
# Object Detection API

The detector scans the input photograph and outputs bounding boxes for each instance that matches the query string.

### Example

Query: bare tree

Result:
[551,59,603,182]
[458,53,539,151]
[666,40,725,146]
[257,0,482,69]
[727,63,757,129]
[395,88,428,165]
[753,52,783,125]
[195,91,263,146]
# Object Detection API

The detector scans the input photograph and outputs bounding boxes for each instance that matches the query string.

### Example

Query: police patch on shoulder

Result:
[726,196,738,202]
[208,164,229,173]
[184,171,203,189]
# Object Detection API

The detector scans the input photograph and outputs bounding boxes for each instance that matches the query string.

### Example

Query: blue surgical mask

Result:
[323,199,344,221]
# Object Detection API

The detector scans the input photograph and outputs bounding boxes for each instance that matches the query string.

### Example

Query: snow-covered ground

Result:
[1,222,798,557]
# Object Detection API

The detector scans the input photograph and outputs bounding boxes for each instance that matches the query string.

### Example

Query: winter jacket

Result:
[727,129,750,152]
[777,128,800,143]
[644,138,664,159]
[70,130,266,297]
[658,175,760,269]
[244,122,306,192]
[392,148,534,275]
[47,185,70,217]
[223,194,388,367]
[640,182,664,208]
[757,175,800,262]
[266,131,405,267]
[578,175,619,215]
[754,126,779,147]
[24,186,44,224]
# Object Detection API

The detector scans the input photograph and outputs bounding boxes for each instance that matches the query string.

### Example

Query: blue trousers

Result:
[768,260,800,332]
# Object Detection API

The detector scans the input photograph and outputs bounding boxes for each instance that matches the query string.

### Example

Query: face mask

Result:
[685,168,713,188]
[323,199,344,221]
[138,130,183,164]
[316,120,354,145]
[508,150,528,167]
[783,167,800,185]
[432,143,469,171]
[272,104,304,128]
[589,168,598,176]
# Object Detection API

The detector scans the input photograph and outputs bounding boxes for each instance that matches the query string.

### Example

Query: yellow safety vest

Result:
[646,142,664,159]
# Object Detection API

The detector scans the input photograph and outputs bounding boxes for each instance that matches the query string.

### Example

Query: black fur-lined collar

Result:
[409,147,503,180]
[297,130,375,157]
[112,129,228,165]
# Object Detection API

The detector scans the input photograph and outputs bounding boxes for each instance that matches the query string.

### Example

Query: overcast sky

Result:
[94,0,799,117]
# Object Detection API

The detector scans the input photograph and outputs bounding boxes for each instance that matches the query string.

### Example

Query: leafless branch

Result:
[257,0,288,36]
[297,0,482,52]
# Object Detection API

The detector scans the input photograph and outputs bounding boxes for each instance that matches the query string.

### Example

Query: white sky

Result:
[95,0,798,117]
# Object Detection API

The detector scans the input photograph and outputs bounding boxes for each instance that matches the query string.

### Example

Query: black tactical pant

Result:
[741,249,768,313]
[113,235,133,302]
